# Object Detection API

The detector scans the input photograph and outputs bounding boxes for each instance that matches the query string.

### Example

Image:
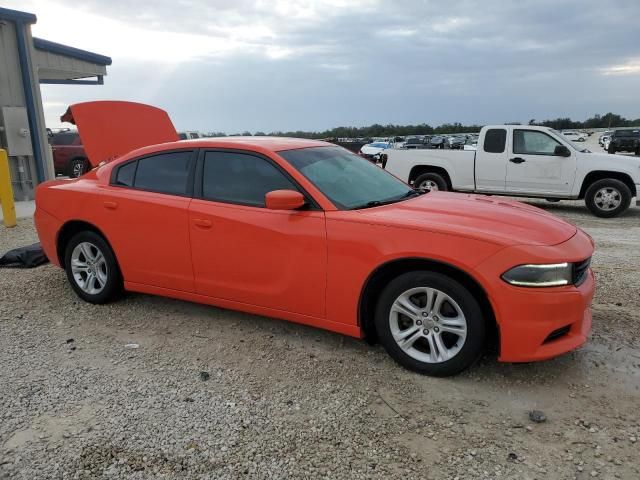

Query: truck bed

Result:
[384,148,476,191]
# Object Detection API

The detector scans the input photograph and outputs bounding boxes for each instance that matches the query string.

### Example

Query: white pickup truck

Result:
[382,125,640,217]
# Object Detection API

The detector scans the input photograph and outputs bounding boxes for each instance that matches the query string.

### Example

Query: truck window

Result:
[483,129,506,153]
[513,130,561,155]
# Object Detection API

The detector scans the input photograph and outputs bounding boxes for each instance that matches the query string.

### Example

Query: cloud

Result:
[601,58,640,76]
[7,0,640,132]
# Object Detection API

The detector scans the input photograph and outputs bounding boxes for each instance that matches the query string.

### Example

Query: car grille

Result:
[573,258,591,286]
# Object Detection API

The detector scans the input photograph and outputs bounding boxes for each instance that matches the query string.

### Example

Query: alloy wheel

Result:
[72,161,84,178]
[418,180,439,191]
[388,287,467,363]
[70,242,108,295]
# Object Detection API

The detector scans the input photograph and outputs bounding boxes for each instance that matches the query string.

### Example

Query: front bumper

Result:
[476,229,595,362]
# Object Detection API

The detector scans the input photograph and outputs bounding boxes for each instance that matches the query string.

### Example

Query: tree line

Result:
[206,112,640,139]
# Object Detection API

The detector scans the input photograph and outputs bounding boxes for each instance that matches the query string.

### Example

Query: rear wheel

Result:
[68,158,89,178]
[375,271,485,376]
[584,179,631,218]
[64,231,122,303]
[414,172,448,191]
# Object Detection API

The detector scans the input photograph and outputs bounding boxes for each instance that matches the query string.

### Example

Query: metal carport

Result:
[0,6,111,200]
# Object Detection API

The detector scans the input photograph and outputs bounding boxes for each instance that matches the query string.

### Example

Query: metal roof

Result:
[33,38,112,66]
[0,6,37,24]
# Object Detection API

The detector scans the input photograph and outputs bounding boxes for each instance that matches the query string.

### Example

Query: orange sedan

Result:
[35,101,595,376]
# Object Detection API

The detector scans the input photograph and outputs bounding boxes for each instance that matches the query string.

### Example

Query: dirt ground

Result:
[1,138,639,479]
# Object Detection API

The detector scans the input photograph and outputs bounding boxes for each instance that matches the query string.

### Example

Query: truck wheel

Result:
[68,158,89,178]
[414,173,448,191]
[585,179,631,218]
[374,271,485,376]
[607,145,616,154]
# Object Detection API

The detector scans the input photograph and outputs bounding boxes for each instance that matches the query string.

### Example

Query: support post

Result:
[0,149,17,227]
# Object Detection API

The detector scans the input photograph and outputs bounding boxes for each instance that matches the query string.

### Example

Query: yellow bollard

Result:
[0,149,17,228]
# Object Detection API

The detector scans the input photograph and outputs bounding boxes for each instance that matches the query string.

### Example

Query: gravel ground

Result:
[1,141,639,479]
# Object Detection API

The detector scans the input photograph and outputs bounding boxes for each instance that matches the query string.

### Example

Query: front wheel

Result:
[414,172,448,191]
[584,179,631,218]
[375,272,485,376]
[64,231,123,304]
[607,145,616,154]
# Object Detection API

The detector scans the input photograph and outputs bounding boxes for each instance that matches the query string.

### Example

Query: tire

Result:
[584,179,632,218]
[68,157,89,178]
[607,145,616,154]
[374,271,485,376]
[64,231,123,304]
[414,172,448,191]
[545,198,561,203]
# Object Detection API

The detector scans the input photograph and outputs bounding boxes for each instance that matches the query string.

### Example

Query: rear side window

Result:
[202,151,297,207]
[115,161,136,187]
[483,129,506,153]
[114,151,194,195]
[135,151,194,195]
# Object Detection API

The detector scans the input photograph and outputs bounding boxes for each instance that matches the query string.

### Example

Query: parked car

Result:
[403,137,428,150]
[607,129,640,155]
[429,135,445,149]
[49,130,90,178]
[383,125,640,217]
[447,136,466,149]
[359,141,391,161]
[36,101,595,377]
[178,131,203,140]
[463,138,478,151]
[561,131,586,142]
[598,131,613,146]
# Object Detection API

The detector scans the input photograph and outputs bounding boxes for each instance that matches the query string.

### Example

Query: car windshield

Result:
[279,146,417,210]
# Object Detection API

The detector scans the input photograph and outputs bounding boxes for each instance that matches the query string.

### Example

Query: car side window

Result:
[126,151,193,195]
[483,129,506,153]
[202,151,298,207]
[50,133,78,146]
[513,130,561,155]
[115,161,137,187]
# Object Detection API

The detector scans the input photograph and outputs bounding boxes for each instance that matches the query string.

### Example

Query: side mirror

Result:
[265,190,306,210]
[554,145,571,157]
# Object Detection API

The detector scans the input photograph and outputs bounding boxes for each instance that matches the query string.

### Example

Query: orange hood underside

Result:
[60,101,179,167]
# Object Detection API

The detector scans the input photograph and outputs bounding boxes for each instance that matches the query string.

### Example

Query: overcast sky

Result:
[9,0,640,133]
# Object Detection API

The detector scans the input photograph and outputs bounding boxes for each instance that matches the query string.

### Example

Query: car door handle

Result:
[509,157,526,164]
[193,218,213,229]
[103,201,118,210]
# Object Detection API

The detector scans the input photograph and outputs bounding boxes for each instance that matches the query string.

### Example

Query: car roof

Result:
[173,136,330,152]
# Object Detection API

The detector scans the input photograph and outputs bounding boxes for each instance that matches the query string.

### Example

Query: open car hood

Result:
[60,101,178,167]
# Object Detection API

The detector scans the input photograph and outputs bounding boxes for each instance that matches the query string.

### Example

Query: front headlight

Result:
[502,263,573,287]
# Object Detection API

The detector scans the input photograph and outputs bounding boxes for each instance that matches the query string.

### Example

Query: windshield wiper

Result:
[349,190,421,210]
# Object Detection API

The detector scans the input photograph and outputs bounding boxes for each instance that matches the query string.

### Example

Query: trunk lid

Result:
[60,101,178,167]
